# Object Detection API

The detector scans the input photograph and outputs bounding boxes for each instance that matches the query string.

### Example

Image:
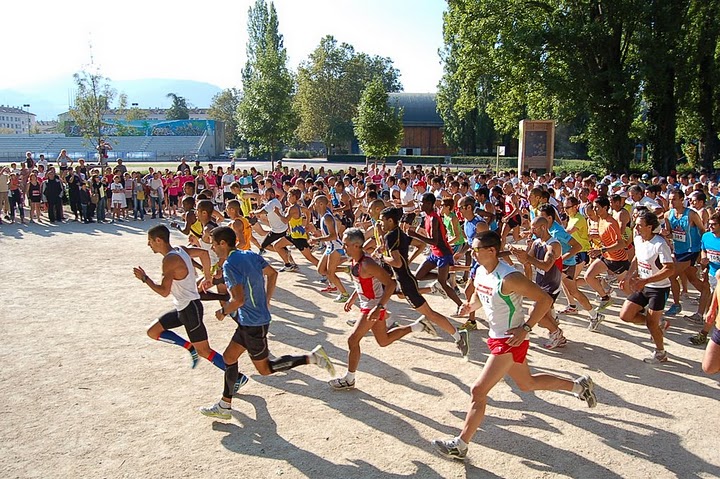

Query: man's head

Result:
[226,199,242,218]
[380,207,402,231]
[458,196,476,220]
[593,196,611,218]
[313,194,329,213]
[342,227,366,261]
[530,216,550,240]
[421,193,436,213]
[196,199,215,223]
[539,204,558,225]
[211,226,237,259]
[147,225,171,253]
[471,230,502,264]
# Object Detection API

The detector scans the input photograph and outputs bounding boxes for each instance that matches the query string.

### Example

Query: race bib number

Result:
[707,250,720,265]
[638,261,653,278]
[672,229,686,243]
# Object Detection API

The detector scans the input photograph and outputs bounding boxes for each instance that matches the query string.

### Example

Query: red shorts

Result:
[360,307,387,320]
[487,337,530,363]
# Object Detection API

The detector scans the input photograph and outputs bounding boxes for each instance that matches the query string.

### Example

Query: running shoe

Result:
[689,332,708,345]
[328,377,356,390]
[643,350,668,364]
[559,305,578,315]
[431,438,468,460]
[233,373,249,394]
[288,263,299,272]
[587,312,605,332]
[544,329,567,350]
[333,292,350,303]
[279,264,293,272]
[599,277,612,296]
[666,303,682,316]
[311,345,336,377]
[320,285,338,293]
[346,318,356,327]
[416,316,438,336]
[459,320,478,331]
[456,277,467,286]
[686,313,705,325]
[455,329,470,359]
[318,276,328,283]
[573,375,597,408]
[597,296,613,311]
[189,347,200,369]
[258,248,266,256]
[453,285,462,296]
[431,281,448,299]
[199,402,231,420]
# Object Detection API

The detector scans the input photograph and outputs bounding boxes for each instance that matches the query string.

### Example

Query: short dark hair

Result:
[211,226,236,247]
[594,196,611,210]
[539,204,557,222]
[148,224,170,243]
[473,230,502,250]
[422,192,436,204]
[380,207,402,225]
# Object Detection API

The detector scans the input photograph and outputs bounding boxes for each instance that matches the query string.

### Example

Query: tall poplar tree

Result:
[236,0,295,169]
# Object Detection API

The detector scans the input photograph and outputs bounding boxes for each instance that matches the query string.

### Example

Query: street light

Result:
[22,104,30,135]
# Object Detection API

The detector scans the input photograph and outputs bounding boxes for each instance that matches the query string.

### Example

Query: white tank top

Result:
[400,186,415,213]
[473,261,524,338]
[169,247,200,310]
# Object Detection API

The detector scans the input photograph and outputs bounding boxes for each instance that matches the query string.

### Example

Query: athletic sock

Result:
[158,330,192,350]
[572,381,584,395]
[451,331,461,341]
[456,437,468,449]
[345,371,355,383]
[219,399,231,409]
[411,321,424,333]
[270,355,309,372]
[223,362,239,398]
[207,350,226,370]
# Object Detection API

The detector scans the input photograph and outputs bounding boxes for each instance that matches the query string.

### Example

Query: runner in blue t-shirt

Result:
[458,196,489,330]
[691,214,720,345]
[198,226,336,420]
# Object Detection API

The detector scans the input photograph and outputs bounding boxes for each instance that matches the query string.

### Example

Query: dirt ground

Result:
[1,216,719,479]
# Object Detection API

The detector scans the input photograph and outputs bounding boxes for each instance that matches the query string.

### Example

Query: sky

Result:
[2,0,447,93]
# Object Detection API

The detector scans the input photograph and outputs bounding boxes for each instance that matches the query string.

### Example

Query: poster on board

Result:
[517,120,555,173]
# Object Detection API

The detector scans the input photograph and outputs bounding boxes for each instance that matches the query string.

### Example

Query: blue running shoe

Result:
[189,347,199,369]
[666,303,682,316]
[233,373,249,394]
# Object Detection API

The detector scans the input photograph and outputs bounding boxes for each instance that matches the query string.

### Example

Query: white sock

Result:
[589,308,598,319]
[410,321,423,333]
[452,331,461,341]
[345,371,355,383]
[455,437,468,449]
[219,399,231,409]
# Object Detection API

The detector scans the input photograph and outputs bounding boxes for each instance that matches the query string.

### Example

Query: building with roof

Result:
[0,106,36,134]
[57,108,211,123]
[388,93,453,156]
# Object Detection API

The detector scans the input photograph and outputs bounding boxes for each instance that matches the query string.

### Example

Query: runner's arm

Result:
[502,272,552,341]
[182,246,213,285]
[222,283,246,316]
[263,264,278,305]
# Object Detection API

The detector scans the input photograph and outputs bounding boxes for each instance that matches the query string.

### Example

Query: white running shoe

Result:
[643,350,668,364]
[328,377,356,390]
[431,438,468,460]
[544,329,567,349]
[431,281,448,299]
[573,375,597,408]
[311,345,336,377]
[199,402,231,420]
[415,315,438,336]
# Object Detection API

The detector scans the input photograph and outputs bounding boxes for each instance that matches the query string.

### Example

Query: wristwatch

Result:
[522,323,532,332]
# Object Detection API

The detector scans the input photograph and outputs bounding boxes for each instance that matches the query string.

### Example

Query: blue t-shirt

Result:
[548,221,577,266]
[223,249,271,326]
[701,232,720,278]
[463,215,484,243]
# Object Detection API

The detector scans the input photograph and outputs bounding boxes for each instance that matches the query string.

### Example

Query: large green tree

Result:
[208,88,241,148]
[70,68,117,154]
[236,0,295,168]
[294,35,402,153]
[442,0,644,172]
[353,77,404,163]
[166,93,190,120]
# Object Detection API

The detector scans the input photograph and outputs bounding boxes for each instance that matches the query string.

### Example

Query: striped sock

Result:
[158,331,192,350]
[207,350,226,370]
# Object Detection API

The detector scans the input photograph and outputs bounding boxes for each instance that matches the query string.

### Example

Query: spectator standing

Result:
[43,170,64,223]
[0,167,10,222]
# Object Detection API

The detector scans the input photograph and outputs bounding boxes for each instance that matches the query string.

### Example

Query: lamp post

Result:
[22,104,30,135]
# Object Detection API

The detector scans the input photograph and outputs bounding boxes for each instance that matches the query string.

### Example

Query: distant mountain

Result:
[0,78,224,120]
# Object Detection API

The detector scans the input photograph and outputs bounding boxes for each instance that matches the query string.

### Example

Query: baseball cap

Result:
[641,173,650,180]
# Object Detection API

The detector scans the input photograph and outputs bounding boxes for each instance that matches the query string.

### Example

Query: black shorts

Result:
[223,192,236,201]
[231,323,270,360]
[158,299,207,343]
[576,252,590,265]
[248,216,258,226]
[627,287,669,312]
[169,195,179,207]
[601,258,630,274]
[401,213,416,225]
[261,230,287,249]
[287,235,310,251]
[712,328,720,346]
[562,264,576,280]
[340,212,355,228]
[506,215,522,229]
[676,251,700,265]
[395,273,427,309]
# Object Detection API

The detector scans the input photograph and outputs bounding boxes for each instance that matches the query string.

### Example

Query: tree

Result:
[208,88,241,148]
[441,0,644,172]
[236,0,296,169]
[353,77,404,164]
[69,68,117,157]
[294,35,402,153]
[166,93,190,120]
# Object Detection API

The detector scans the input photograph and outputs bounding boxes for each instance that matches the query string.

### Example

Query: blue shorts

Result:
[712,327,720,346]
[675,251,699,265]
[325,245,345,256]
[576,252,590,265]
[469,261,480,280]
[426,253,454,269]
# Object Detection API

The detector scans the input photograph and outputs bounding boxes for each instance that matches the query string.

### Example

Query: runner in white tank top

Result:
[167,247,201,310]
[432,230,598,461]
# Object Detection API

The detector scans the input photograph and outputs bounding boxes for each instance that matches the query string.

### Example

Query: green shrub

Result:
[286,150,319,159]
